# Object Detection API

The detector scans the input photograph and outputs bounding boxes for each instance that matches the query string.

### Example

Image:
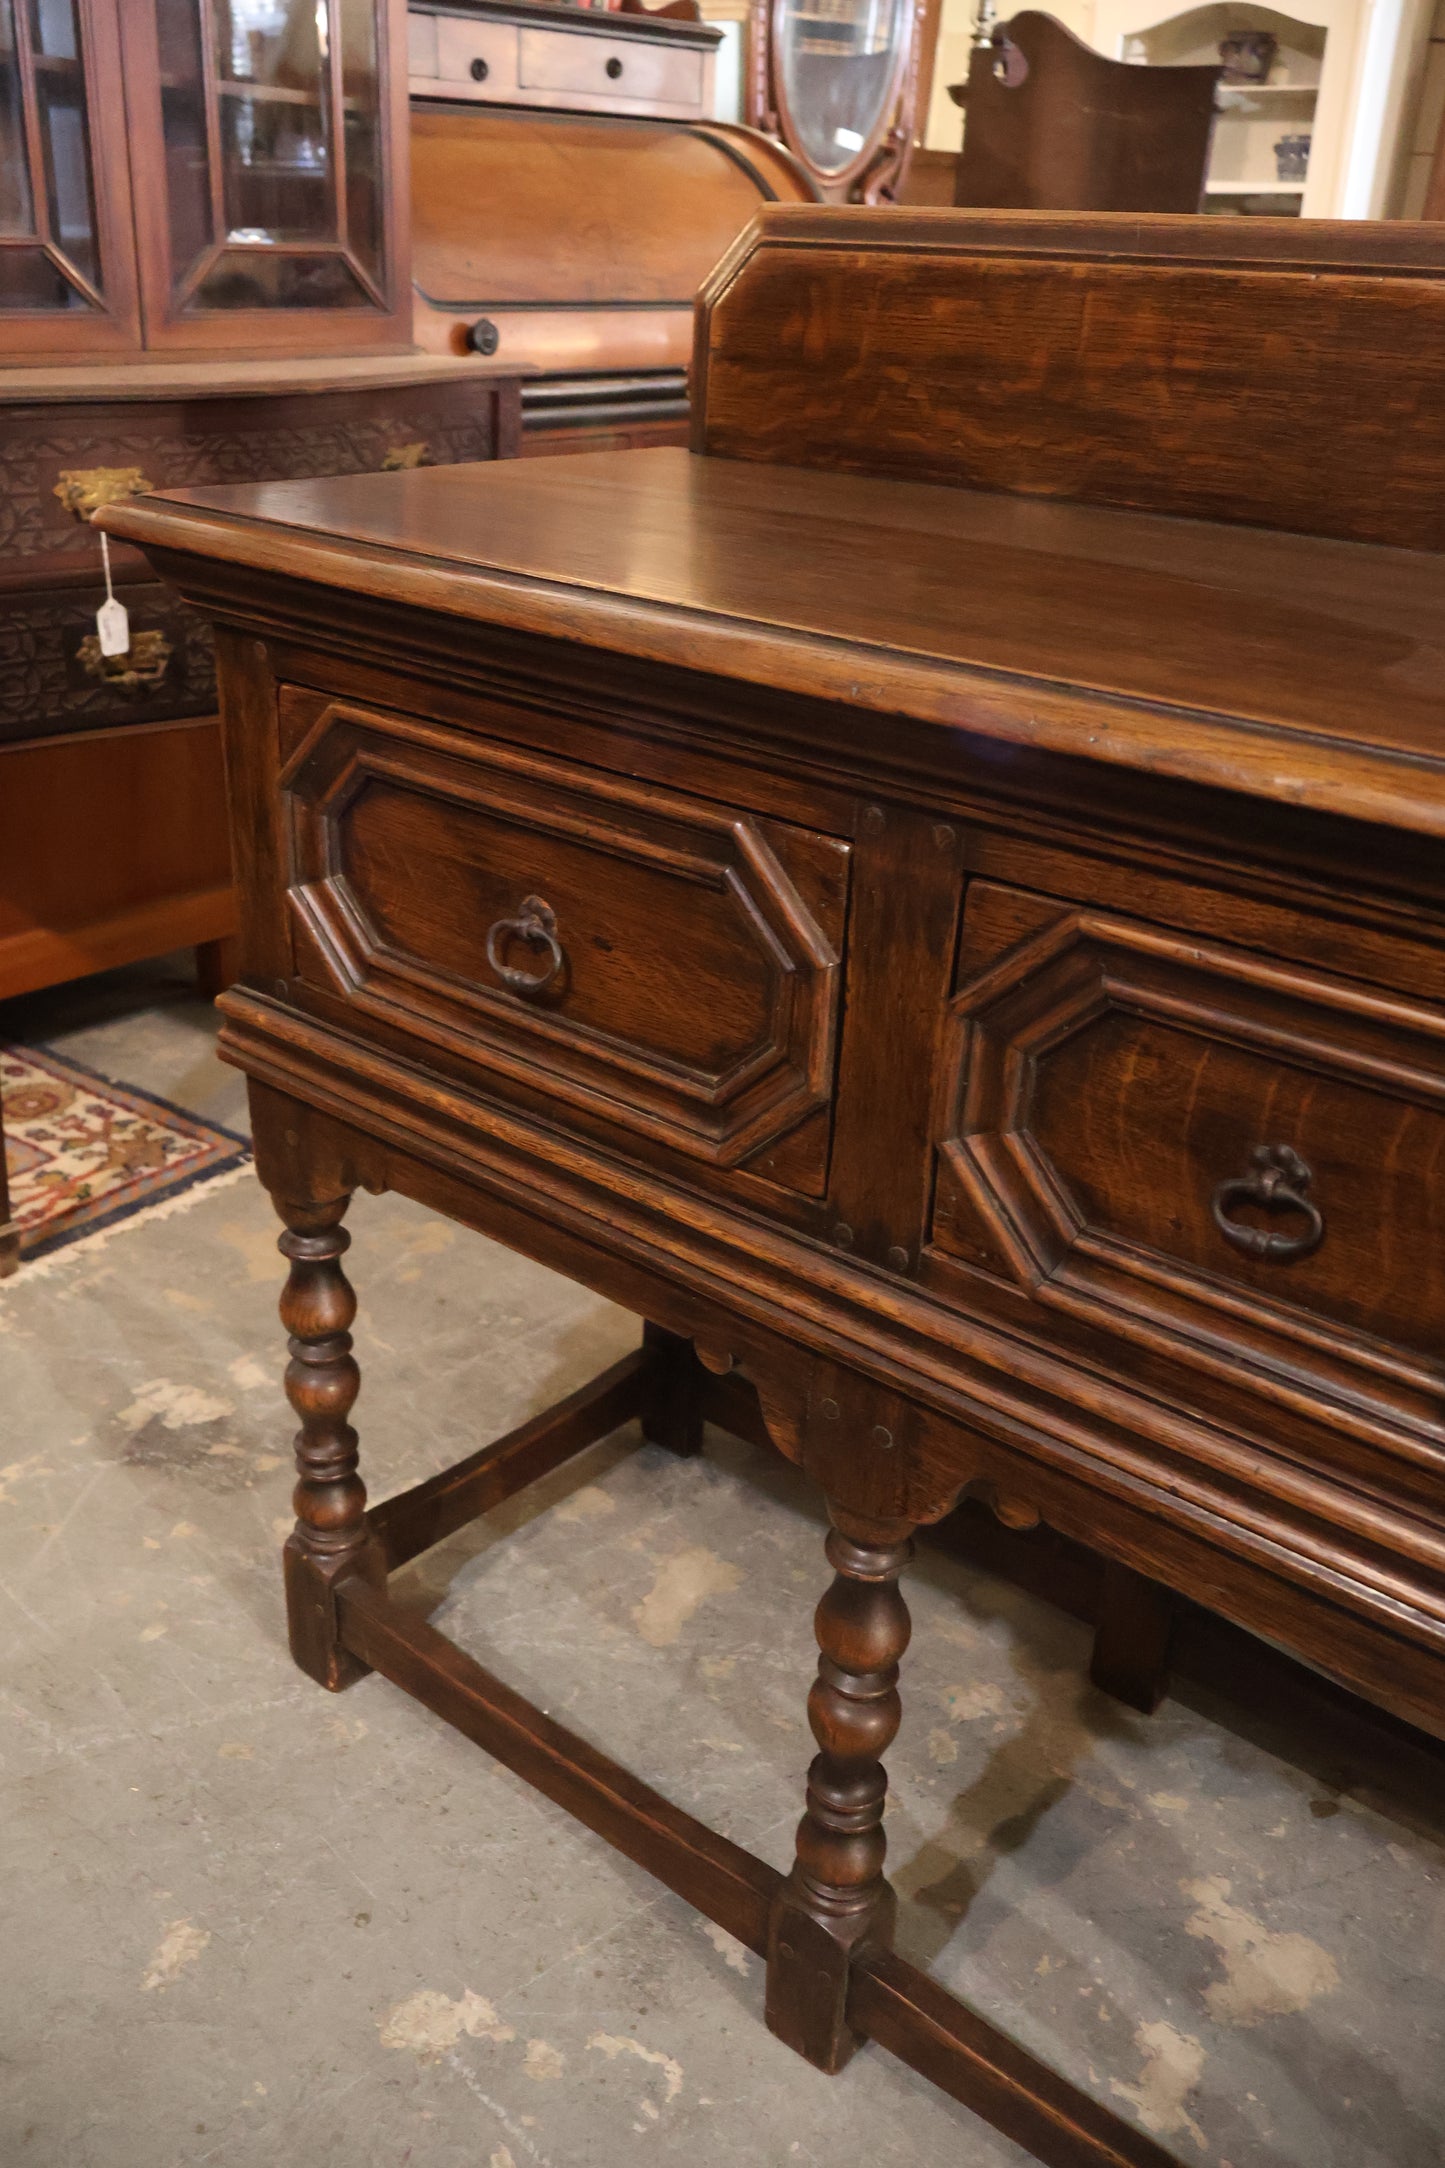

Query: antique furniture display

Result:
[949,11,1221,211]
[0,354,521,1006]
[747,0,937,198]
[1088,0,1434,218]
[103,208,1445,2164]
[2,0,412,360]
[409,0,720,119]
[408,0,815,450]
[0,0,525,1013]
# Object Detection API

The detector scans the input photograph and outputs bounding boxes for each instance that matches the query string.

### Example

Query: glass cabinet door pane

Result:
[156,0,215,292]
[777,0,906,175]
[0,0,36,235]
[158,0,388,313]
[31,0,97,285]
[217,0,332,245]
[340,0,380,278]
[0,0,102,310]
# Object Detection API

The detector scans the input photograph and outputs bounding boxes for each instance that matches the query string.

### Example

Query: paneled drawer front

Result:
[0,577,216,745]
[434,15,521,91]
[282,700,849,1186]
[516,26,703,108]
[932,882,1445,1422]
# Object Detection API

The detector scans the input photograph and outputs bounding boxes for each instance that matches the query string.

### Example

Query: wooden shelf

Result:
[1204,178,1307,193]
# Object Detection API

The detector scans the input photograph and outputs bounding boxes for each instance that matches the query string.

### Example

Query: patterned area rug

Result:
[1,1044,249,1264]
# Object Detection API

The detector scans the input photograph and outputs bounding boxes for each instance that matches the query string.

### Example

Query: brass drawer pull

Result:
[486,894,563,993]
[76,626,173,691]
[54,465,153,521]
[1211,1143,1323,1262]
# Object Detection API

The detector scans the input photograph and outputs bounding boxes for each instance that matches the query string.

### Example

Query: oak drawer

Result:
[281,698,849,1191]
[932,882,1445,1451]
[434,14,520,91]
[516,26,703,108]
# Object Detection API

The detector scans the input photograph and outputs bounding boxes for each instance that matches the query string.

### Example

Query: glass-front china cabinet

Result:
[0,0,409,359]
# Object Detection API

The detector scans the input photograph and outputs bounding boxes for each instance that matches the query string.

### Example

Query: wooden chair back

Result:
[692,206,1445,549]
[949,12,1220,214]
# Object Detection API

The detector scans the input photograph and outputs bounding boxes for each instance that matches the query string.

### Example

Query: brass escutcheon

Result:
[54,465,153,521]
[77,627,172,693]
[381,440,431,471]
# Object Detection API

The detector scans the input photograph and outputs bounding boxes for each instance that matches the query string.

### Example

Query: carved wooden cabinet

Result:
[407,0,816,446]
[103,210,1445,2163]
[0,0,522,1037]
[0,355,520,1011]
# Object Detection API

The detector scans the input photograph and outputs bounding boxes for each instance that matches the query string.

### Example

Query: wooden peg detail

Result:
[766,1503,914,2072]
[276,1193,383,1690]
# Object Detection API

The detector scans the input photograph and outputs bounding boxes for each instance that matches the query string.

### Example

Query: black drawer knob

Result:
[605,55,623,77]
[470,55,489,80]
[1211,1143,1323,1263]
[466,317,500,355]
[487,895,564,995]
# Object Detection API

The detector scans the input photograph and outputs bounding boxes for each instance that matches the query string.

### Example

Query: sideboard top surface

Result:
[101,446,1445,836]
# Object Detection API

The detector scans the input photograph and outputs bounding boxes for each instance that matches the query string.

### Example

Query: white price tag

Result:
[95,527,130,657]
[96,595,130,657]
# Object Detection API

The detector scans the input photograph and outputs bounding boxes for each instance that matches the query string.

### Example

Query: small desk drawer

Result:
[932,882,1445,1435]
[517,25,703,108]
[434,14,520,92]
[281,698,848,1189]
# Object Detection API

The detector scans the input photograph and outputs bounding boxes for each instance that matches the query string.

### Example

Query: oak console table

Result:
[104,210,1445,2167]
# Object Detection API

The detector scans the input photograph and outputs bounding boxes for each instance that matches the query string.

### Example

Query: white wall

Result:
[923,0,1097,147]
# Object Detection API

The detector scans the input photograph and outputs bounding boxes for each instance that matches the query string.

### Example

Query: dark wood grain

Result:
[767,1507,914,2072]
[99,448,1445,841]
[104,211,1445,2166]
[695,208,1445,551]
[274,1192,385,1691]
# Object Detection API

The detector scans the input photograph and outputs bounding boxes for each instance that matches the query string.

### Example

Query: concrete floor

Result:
[2,960,1443,2168]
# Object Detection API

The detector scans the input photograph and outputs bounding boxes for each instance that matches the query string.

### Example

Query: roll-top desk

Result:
[103,210,1445,2167]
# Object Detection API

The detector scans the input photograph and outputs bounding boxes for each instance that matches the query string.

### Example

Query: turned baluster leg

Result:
[276,1194,383,1691]
[766,1504,914,2073]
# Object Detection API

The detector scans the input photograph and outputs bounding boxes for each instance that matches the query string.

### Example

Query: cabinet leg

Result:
[766,1504,914,2073]
[639,1320,705,1457]
[194,935,239,1002]
[1090,1559,1175,1715]
[275,1193,383,1691]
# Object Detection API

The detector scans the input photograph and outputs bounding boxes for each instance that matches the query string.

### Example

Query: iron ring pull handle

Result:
[1210,1143,1324,1263]
[485,895,563,994]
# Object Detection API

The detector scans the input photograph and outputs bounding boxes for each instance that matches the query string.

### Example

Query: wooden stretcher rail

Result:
[341,1337,1182,2168]
[336,1576,779,1956]
[368,1348,650,1570]
[851,1951,1178,2168]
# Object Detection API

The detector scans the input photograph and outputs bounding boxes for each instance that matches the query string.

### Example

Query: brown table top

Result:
[101,446,1445,837]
